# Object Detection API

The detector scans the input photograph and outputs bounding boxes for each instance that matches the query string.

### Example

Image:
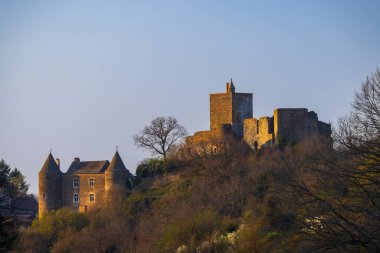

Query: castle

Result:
[187,80,331,149]
[38,150,133,218]
[38,80,331,217]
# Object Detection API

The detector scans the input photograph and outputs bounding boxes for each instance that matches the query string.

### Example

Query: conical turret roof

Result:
[39,153,61,174]
[229,78,235,89]
[106,151,128,173]
[226,78,235,93]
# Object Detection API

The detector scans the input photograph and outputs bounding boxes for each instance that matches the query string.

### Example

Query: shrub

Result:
[136,159,165,177]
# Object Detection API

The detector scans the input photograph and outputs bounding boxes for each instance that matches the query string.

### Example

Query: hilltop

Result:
[7,69,380,252]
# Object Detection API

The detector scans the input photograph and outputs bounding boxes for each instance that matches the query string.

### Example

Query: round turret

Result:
[38,153,62,218]
[105,151,132,202]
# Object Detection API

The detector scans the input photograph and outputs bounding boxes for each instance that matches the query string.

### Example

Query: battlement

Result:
[244,108,331,149]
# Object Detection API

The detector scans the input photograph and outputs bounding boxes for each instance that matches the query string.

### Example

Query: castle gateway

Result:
[187,80,331,149]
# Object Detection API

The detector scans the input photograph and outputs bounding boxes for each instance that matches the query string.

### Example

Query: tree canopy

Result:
[0,159,29,253]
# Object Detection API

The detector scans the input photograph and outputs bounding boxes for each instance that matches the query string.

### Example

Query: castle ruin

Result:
[187,80,331,149]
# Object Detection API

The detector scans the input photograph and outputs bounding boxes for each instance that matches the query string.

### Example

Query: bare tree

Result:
[134,116,187,160]
[278,69,380,252]
[334,68,380,152]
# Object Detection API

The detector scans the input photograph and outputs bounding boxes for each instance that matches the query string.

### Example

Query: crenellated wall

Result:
[187,80,331,151]
[243,108,331,149]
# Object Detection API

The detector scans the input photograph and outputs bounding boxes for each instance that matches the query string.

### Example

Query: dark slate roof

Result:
[229,78,235,89]
[67,160,110,174]
[106,151,127,172]
[39,153,61,174]
[106,151,133,177]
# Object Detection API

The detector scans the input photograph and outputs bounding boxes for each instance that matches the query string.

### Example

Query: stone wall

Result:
[318,121,332,136]
[209,92,252,138]
[105,172,129,203]
[257,116,275,146]
[188,82,331,151]
[61,173,106,212]
[243,117,274,149]
[243,118,258,148]
[61,174,76,211]
[274,108,310,144]
[232,93,253,138]
[187,130,214,144]
[79,174,106,211]
[243,109,331,148]
[244,118,258,135]
[273,108,331,145]
[210,93,233,132]
[259,117,273,135]
[38,172,61,217]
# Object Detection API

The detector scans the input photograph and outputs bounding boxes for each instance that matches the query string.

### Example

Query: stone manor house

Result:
[187,80,331,149]
[38,150,133,218]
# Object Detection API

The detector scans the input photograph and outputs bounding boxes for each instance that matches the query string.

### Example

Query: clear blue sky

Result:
[0,0,379,194]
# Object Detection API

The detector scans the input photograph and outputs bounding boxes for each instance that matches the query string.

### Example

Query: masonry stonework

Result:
[187,80,331,150]
[38,151,133,218]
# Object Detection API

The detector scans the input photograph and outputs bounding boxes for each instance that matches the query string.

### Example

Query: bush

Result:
[156,208,221,253]
[12,209,89,252]
[136,159,165,177]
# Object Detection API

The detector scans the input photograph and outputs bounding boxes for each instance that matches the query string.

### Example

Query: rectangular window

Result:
[73,178,79,188]
[73,193,79,204]
[88,177,95,187]
[89,194,95,202]
[89,178,95,187]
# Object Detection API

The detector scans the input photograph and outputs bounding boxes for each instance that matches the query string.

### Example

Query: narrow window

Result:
[73,193,79,204]
[42,193,46,200]
[73,178,79,188]
[89,194,95,202]
[254,141,258,150]
[89,178,95,187]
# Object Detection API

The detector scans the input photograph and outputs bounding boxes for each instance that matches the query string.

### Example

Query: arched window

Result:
[89,178,95,187]
[73,178,79,188]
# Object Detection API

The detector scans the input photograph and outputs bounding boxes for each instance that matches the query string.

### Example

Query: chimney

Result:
[74,157,80,162]
[56,158,60,169]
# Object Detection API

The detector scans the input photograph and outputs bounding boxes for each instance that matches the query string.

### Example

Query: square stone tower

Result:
[210,79,253,138]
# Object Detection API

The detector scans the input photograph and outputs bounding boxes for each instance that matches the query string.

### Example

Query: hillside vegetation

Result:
[11,69,380,253]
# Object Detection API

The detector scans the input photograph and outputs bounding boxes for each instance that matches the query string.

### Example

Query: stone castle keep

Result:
[38,151,133,217]
[187,80,331,149]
